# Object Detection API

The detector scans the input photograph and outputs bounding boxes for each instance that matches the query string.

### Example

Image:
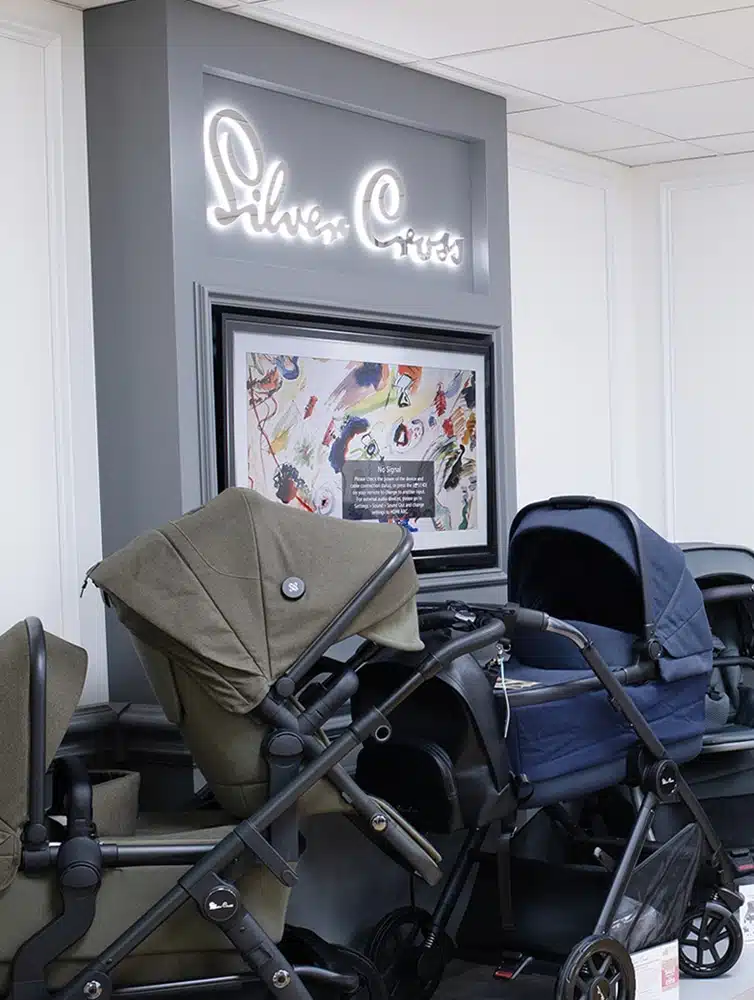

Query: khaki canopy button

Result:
[281,577,306,600]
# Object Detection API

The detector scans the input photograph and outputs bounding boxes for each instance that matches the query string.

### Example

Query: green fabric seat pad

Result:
[0,812,291,991]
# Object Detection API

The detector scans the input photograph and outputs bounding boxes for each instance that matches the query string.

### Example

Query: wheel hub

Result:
[679,902,744,980]
[589,979,612,1000]
[556,935,634,1000]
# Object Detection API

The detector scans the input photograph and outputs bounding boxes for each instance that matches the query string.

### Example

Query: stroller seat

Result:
[2,487,477,1000]
[0,619,355,993]
[355,499,744,998]
[1,811,283,990]
[503,654,709,809]
[667,544,754,861]
[498,502,713,809]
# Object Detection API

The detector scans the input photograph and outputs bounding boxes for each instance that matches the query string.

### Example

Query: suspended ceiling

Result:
[57,0,754,165]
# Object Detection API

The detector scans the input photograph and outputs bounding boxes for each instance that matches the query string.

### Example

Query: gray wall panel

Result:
[85,0,513,698]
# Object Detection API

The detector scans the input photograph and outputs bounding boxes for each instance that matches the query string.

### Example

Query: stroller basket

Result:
[609,823,702,953]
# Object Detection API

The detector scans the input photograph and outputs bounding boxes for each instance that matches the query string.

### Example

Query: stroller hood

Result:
[681,543,754,587]
[89,488,423,715]
[508,500,713,684]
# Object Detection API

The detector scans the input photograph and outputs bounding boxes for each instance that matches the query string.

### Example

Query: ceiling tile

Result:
[257,0,631,61]
[443,25,750,103]
[598,140,716,164]
[583,77,754,139]
[655,8,754,69]
[413,62,558,110]
[240,3,418,62]
[592,0,754,22]
[507,104,671,152]
[692,131,754,153]
[55,0,129,5]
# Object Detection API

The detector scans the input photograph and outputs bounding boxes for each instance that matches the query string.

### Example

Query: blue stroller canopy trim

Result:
[508,501,714,683]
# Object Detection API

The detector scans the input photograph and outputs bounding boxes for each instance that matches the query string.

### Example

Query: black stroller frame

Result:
[366,499,744,999]
[8,497,743,1000]
[381,605,743,998]
[8,534,512,1000]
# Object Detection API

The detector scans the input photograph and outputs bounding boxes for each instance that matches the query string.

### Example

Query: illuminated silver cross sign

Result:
[204,107,464,268]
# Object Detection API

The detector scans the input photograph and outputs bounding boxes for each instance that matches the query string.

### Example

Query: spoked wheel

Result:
[366,906,454,1000]
[555,936,635,1000]
[679,901,744,979]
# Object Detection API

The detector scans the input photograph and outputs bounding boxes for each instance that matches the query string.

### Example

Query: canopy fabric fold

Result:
[508,501,713,683]
[89,488,422,714]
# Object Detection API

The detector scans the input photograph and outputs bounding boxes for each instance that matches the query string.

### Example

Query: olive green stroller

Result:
[0,488,506,1000]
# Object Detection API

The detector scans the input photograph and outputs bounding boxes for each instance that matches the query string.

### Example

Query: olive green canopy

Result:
[89,488,423,716]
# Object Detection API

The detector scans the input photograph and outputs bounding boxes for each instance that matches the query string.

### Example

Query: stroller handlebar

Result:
[542,615,589,650]
[502,604,550,634]
[429,617,508,668]
[497,605,590,650]
[416,603,592,668]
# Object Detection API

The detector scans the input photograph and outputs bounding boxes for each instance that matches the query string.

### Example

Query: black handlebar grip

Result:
[548,495,597,509]
[515,607,548,631]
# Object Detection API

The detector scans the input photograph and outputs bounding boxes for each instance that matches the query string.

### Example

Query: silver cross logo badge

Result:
[282,577,306,600]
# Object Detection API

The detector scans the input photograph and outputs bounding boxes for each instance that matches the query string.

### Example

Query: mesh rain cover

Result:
[609,823,702,953]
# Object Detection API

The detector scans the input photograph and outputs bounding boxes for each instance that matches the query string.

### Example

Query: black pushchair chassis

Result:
[0,490,743,1000]
[356,497,745,1000]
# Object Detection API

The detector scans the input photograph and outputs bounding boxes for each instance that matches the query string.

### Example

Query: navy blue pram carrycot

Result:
[502,500,715,806]
[356,497,743,999]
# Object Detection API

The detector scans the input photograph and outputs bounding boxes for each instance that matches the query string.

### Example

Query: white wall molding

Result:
[507,133,639,513]
[508,136,754,544]
[635,151,754,548]
[658,180,678,541]
[0,0,106,702]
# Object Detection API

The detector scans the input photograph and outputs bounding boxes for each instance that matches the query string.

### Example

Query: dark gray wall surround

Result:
[85,1,184,699]
[84,0,514,699]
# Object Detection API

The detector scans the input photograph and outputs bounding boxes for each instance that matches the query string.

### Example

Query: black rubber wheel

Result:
[555,935,635,1000]
[330,946,389,1000]
[679,901,744,979]
[281,927,387,1000]
[366,906,453,1000]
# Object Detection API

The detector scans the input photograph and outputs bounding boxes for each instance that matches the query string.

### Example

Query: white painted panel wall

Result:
[665,180,754,547]
[0,0,105,702]
[507,137,646,521]
[0,35,62,627]
[631,152,754,549]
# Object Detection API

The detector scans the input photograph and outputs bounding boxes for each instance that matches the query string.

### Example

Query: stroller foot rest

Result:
[729,847,754,875]
[494,953,533,981]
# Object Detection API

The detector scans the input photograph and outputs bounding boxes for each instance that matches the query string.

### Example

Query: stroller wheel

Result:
[366,906,453,1000]
[555,935,635,1000]
[281,927,387,999]
[678,901,743,979]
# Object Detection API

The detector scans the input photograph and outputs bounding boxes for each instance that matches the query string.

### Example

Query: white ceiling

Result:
[57,0,754,166]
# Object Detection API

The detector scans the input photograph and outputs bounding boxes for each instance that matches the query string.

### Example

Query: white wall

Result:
[0,0,106,702]
[507,135,659,527]
[508,132,754,551]
[633,152,754,550]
